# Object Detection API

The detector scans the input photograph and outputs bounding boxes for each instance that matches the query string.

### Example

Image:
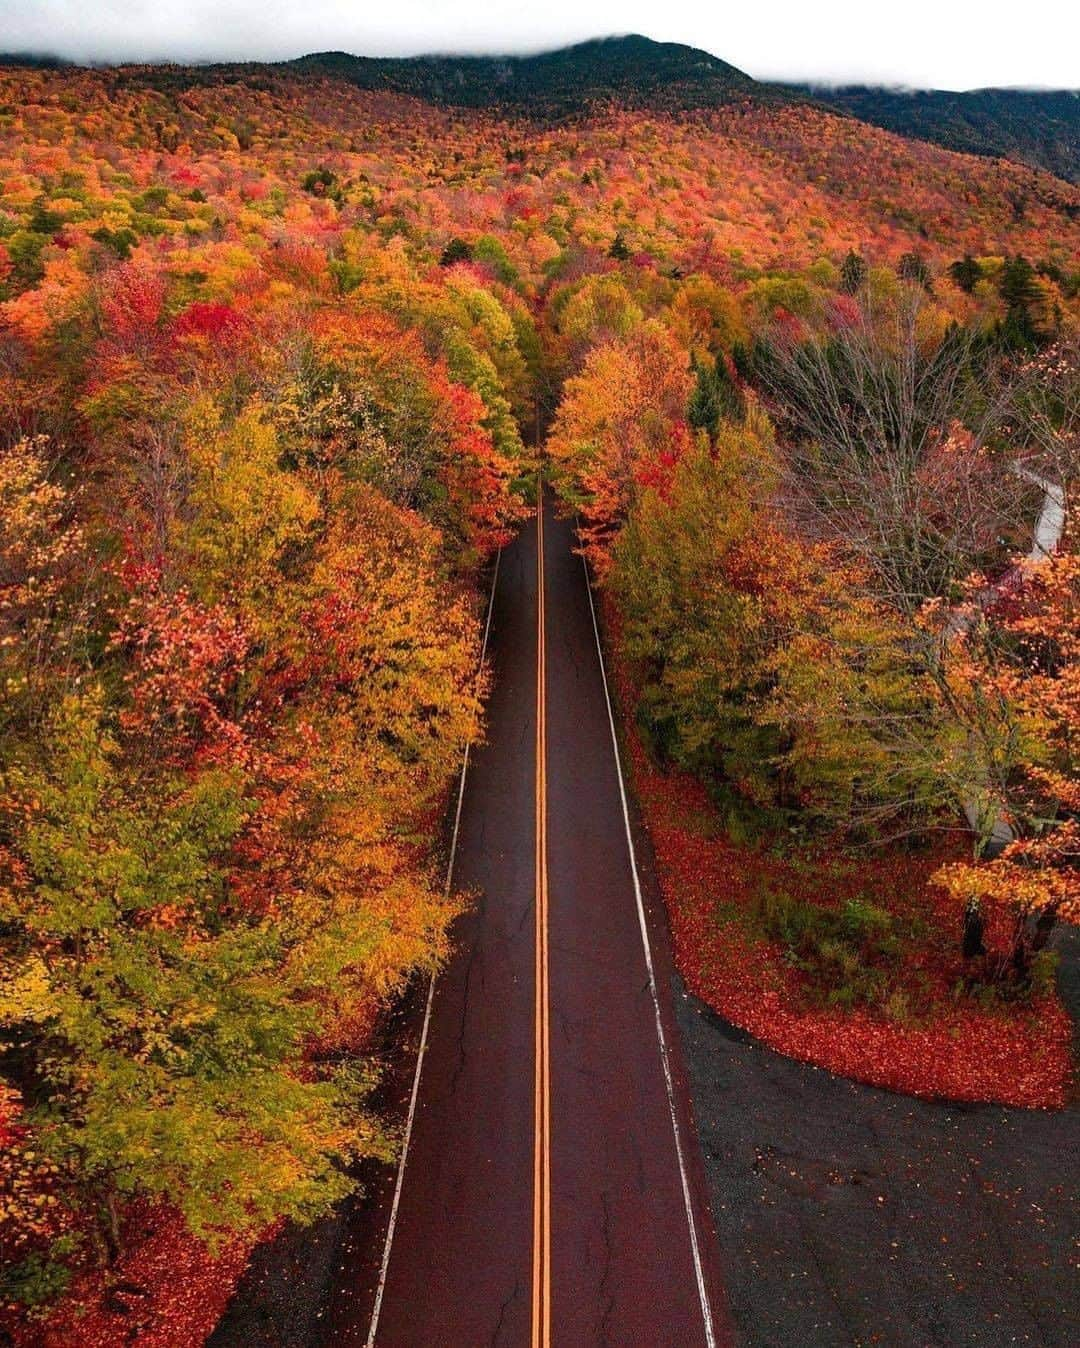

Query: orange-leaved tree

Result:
[933,547,1079,978]
[547,319,693,571]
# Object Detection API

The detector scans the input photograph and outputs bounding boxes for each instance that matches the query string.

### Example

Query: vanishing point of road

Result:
[350,489,727,1346]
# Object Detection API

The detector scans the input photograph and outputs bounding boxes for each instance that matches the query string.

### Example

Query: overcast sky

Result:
[2,1,1076,90]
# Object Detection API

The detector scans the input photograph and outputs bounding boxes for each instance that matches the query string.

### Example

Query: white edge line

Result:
[581,549,718,1348]
[366,547,502,1348]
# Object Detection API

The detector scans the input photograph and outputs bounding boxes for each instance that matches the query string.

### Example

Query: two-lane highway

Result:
[347,491,724,1346]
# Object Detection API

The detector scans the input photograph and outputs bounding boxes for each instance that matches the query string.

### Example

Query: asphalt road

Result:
[345,494,723,1346]
[211,494,1077,1348]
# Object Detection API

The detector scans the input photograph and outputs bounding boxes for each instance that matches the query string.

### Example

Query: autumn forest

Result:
[0,39,1077,1346]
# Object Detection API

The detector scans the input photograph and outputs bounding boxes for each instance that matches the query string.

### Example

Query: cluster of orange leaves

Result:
[935,550,1080,925]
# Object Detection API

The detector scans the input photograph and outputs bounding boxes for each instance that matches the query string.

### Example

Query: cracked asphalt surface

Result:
[212,501,1077,1348]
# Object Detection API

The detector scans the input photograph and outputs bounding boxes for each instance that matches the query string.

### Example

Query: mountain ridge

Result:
[2,34,1077,181]
[788,83,1080,184]
[283,35,759,111]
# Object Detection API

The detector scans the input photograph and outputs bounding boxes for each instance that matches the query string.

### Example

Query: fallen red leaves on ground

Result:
[606,600,1073,1110]
[9,1204,257,1348]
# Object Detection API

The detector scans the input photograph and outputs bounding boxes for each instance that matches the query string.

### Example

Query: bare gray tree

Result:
[755,287,1044,618]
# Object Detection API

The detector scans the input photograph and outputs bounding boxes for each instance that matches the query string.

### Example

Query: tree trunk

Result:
[97,1190,123,1266]
[962,898,986,959]
[1010,905,1059,978]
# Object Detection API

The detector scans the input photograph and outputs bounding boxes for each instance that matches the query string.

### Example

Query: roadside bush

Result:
[752,883,904,1011]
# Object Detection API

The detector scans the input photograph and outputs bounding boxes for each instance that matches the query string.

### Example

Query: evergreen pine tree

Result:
[949,254,982,294]
[839,249,867,294]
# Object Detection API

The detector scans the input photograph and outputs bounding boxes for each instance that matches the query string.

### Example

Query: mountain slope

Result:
[801,85,1080,184]
[3,34,1077,181]
[286,35,756,112]
[286,37,1080,181]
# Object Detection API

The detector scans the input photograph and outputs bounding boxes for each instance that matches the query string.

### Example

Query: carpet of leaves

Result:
[9,1203,256,1348]
[607,605,1073,1110]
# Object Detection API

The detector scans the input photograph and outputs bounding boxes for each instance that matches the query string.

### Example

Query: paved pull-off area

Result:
[213,495,1077,1348]
[678,992,1079,1348]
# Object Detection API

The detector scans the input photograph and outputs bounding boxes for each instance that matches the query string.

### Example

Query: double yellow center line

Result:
[532,489,552,1348]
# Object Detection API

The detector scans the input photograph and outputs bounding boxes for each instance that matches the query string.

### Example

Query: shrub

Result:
[752,882,902,1009]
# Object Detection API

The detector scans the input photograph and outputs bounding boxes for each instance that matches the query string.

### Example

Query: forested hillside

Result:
[0,54,1076,1345]
[802,85,1080,185]
[286,34,756,111]
[5,35,1078,180]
